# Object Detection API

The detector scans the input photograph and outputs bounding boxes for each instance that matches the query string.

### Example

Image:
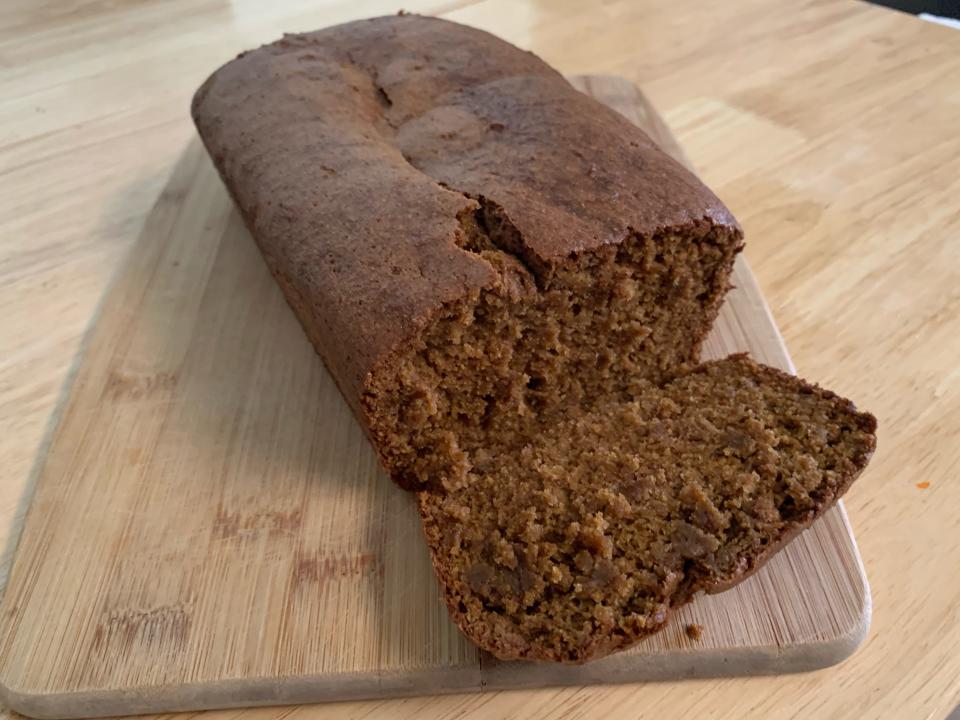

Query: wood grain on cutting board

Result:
[0,77,869,720]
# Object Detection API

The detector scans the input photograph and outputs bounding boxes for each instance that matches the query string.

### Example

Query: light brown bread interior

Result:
[363,209,875,663]
[365,205,742,491]
[417,356,876,662]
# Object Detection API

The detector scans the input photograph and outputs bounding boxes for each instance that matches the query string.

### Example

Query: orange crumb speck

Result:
[916,482,930,489]
[685,623,704,641]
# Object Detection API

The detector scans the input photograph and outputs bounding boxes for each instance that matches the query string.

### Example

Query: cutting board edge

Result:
[0,587,870,720]
[0,668,481,720]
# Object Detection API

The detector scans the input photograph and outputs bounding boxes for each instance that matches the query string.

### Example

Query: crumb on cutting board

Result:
[685,623,704,641]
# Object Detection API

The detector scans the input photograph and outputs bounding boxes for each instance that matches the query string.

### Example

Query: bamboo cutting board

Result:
[0,76,869,719]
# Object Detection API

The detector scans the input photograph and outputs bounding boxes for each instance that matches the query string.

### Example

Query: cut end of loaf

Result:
[363,217,743,491]
[417,356,876,663]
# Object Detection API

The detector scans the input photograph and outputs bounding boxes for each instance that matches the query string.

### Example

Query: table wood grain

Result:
[2,0,958,718]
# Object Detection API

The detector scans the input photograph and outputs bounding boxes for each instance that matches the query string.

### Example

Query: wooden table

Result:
[2,0,957,718]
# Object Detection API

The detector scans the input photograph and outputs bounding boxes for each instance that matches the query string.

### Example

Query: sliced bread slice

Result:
[418,355,876,662]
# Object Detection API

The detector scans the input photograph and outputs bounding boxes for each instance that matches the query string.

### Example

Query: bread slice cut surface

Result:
[418,355,876,662]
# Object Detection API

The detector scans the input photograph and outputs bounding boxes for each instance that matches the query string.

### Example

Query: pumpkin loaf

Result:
[191,15,876,663]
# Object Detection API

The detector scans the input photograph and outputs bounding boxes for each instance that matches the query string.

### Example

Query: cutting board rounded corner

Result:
[0,680,64,720]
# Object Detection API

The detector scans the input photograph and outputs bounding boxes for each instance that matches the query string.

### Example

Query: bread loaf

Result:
[192,15,876,663]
